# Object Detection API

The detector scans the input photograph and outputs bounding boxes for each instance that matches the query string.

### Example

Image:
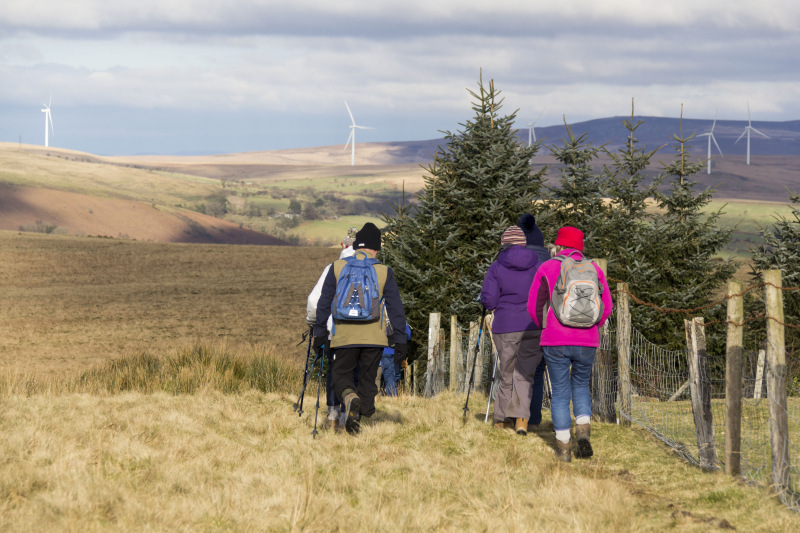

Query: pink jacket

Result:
[527,249,613,347]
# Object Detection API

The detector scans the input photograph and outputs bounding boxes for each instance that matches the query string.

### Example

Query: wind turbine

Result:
[41,97,54,147]
[735,102,769,165]
[526,107,546,146]
[344,101,374,166]
[697,115,723,174]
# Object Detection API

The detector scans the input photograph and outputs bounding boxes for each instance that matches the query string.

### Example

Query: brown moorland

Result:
[0,143,289,245]
[0,231,334,377]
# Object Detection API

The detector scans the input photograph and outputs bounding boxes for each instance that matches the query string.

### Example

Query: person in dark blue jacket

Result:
[519,213,551,432]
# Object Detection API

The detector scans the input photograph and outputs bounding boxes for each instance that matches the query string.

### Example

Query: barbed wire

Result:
[608,278,800,329]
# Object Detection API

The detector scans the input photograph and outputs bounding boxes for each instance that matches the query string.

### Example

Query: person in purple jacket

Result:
[527,226,613,462]
[481,226,546,436]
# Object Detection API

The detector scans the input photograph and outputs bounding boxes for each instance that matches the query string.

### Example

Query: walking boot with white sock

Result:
[575,423,593,458]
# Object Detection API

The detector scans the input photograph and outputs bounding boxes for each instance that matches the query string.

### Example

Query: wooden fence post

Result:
[764,269,790,494]
[437,327,447,392]
[754,349,766,399]
[592,259,615,423]
[467,321,479,392]
[685,317,718,470]
[617,282,632,426]
[475,322,485,393]
[450,315,461,391]
[426,312,441,397]
[725,280,744,476]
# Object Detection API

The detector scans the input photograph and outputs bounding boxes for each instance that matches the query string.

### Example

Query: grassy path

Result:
[1,390,795,531]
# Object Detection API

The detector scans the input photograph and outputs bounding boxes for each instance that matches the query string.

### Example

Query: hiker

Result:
[306,227,358,429]
[481,225,545,436]
[527,226,613,462]
[518,213,552,431]
[380,323,412,397]
[313,222,408,434]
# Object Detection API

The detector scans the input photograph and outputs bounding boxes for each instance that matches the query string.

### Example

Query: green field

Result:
[709,199,797,256]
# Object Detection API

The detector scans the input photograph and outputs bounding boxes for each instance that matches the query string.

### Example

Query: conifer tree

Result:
[749,192,800,378]
[640,110,737,349]
[538,120,607,255]
[380,75,547,345]
[600,101,662,277]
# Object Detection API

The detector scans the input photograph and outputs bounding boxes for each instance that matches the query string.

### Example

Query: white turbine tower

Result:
[344,101,374,166]
[697,116,723,174]
[41,97,54,147]
[735,102,769,165]
[526,107,546,147]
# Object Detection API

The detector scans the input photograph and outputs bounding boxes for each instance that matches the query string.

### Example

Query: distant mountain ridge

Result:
[377,116,800,164]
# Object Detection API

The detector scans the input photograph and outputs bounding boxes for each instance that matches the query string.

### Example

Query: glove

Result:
[393,343,408,365]
[313,336,327,356]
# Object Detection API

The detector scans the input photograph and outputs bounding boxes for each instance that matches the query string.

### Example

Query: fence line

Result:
[406,269,798,512]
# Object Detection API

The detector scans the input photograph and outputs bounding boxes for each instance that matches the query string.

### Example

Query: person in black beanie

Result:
[518,213,551,432]
[312,222,408,434]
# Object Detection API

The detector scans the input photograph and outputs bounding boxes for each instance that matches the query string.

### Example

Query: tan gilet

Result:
[330,252,389,348]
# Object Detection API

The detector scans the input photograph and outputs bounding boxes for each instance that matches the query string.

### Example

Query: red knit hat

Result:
[554,226,584,252]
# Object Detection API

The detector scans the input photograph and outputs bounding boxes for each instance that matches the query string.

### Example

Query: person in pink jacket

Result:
[527,226,613,462]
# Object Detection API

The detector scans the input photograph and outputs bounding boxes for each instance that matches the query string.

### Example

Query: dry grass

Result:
[1,230,798,531]
[1,392,796,531]
[0,230,336,377]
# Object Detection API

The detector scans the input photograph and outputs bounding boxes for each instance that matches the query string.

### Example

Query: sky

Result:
[1,1,799,156]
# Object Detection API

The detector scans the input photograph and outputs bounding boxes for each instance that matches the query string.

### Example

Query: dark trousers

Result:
[332,347,383,417]
[326,349,359,408]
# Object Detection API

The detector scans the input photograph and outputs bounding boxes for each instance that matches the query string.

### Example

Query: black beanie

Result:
[518,213,545,247]
[354,222,381,251]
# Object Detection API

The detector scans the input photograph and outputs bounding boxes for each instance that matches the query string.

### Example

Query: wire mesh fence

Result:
[408,306,799,513]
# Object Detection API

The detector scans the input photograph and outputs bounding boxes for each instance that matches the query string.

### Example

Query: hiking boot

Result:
[493,418,514,430]
[575,424,593,459]
[343,391,361,435]
[556,439,572,463]
[515,418,528,436]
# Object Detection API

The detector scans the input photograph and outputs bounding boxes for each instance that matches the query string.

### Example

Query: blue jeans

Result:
[380,351,401,397]
[543,345,596,431]
[529,358,547,425]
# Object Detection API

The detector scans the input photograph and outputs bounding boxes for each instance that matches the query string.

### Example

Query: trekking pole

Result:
[484,347,500,423]
[296,344,322,417]
[312,346,325,439]
[294,326,314,415]
[462,305,487,420]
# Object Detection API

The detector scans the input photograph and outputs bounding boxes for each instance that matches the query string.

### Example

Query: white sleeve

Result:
[306,264,331,326]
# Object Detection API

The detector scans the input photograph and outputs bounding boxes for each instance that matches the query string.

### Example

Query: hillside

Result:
[0,144,289,245]
[102,116,799,202]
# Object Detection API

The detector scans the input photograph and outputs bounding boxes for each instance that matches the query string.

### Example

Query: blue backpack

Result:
[332,252,383,323]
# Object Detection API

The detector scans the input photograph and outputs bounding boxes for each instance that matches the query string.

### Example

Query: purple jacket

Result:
[481,245,543,334]
[527,249,613,347]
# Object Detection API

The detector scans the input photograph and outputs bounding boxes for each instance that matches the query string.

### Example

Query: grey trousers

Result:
[492,329,544,421]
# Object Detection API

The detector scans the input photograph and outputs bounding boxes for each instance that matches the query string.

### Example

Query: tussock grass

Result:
[0,344,302,397]
[0,392,795,531]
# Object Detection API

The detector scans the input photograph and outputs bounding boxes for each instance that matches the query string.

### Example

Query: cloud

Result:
[1,1,798,154]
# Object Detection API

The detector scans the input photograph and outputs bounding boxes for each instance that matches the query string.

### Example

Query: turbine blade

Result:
[344,101,355,125]
[354,125,374,130]
[750,127,769,139]
[534,106,546,124]
[344,129,353,150]
[735,129,747,143]
[711,135,722,157]
[710,118,716,133]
